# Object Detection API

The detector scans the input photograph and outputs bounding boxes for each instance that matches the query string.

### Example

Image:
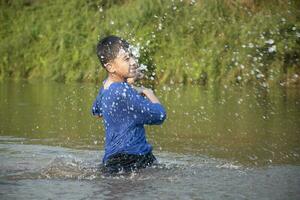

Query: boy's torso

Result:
[96,82,152,163]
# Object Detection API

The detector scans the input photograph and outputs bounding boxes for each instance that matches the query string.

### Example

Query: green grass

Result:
[0,0,299,86]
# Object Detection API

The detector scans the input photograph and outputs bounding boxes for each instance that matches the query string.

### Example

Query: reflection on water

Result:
[0,80,300,199]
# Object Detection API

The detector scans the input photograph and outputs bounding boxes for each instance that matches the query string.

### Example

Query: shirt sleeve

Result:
[124,85,167,125]
[91,89,103,117]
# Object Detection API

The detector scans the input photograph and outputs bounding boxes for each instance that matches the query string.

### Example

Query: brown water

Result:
[0,80,300,199]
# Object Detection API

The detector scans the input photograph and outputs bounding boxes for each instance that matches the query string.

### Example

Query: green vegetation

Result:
[0,0,299,86]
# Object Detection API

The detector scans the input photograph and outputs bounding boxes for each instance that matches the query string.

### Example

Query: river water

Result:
[0,80,299,199]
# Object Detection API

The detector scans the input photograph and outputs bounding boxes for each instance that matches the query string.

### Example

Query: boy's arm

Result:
[91,99,103,118]
[126,86,166,125]
[130,86,160,104]
[140,88,160,104]
[127,77,161,104]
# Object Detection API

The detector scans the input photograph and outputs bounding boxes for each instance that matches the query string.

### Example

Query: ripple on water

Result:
[0,139,245,182]
[1,138,300,200]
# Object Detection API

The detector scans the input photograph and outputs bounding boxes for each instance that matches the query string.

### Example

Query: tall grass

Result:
[0,0,299,86]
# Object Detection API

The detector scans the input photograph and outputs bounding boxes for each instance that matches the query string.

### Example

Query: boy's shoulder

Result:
[103,81,135,97]
[109,81,131,91]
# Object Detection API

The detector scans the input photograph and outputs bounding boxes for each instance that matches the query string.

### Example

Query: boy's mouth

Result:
[129,64,144,79]
[129,66,138,76]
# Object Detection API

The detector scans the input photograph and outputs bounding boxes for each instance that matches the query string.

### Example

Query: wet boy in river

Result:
[91,36,167,173]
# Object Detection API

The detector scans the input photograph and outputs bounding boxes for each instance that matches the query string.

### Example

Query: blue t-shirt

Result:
[91,81,167,164]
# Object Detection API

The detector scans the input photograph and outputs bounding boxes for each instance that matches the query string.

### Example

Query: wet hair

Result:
[96,35,129,68]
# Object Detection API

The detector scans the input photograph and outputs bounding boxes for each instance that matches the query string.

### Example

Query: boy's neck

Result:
[106,73,125,83]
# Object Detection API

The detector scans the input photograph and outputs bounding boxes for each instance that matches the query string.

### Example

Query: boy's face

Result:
[109,48,138,79]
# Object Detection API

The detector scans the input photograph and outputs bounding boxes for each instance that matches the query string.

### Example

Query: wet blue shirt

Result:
[91,82,166,164]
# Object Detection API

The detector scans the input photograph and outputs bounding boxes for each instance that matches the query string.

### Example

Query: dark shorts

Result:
[102,152,157,174]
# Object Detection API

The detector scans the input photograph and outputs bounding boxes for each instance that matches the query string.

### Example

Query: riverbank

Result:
[0,0,299,86]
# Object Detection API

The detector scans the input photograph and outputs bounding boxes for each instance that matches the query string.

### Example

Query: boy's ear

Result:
[104,62,115,73]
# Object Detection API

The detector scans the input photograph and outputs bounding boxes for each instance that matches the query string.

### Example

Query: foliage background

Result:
[0,0,299,86]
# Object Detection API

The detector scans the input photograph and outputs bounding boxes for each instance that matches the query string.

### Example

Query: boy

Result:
[91,35,167,173]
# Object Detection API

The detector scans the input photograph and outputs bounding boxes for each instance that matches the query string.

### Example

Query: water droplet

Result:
[265,39,274,44]
[268,45,276,53]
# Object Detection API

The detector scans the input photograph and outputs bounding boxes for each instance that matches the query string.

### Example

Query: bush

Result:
[0,0,299,86]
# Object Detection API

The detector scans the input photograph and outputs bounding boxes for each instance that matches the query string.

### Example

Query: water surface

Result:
[0,80,300,199]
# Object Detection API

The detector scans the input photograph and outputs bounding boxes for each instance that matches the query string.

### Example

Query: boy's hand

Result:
[132,86,153,95]
[133,86,160,104]
[141,88,154,95]
[142,88,160,104]
[132,85,145,94]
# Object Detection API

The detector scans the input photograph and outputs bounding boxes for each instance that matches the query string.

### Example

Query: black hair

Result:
[96,35,129,68]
